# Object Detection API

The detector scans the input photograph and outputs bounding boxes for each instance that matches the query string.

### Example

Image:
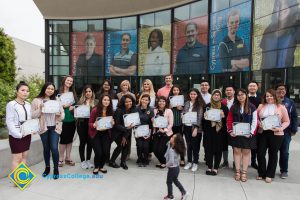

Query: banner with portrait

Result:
[105,30,137,76]
[71,32,104,76]
[209,1,252,74]
[252,0,300,70]
[138,25,171,76]
[172,16,208,75]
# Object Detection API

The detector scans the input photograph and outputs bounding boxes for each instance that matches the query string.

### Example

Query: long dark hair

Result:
[96,94,113,117]
[99,79,114,95]
[78,85,96,107]
[173,134,186,158]
[232,88,251,114]
[59,75,77,101]
[168,85,182,98]
[118,94,136,110]
[155,96,170,109]
[186,88,205,111]
[36,82,56,100]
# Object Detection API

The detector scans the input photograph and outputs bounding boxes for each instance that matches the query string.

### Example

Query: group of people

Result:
[6,74,297,199]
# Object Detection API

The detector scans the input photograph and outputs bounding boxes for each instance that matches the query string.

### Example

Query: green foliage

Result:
[0,28,16,84]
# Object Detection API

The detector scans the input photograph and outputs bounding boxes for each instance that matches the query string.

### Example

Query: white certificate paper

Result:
[21,119,40,137]
[112,99,118,111]
[42,100,60,114]
[58,92,75,106]
[169,95,184,107]
[96,116,113,130]
[123,112,141,127]
[233,122,251,136]
[134,125,150,138]
[74,105,90,118]
[182,112,197,124]
[204,108,222,122]
[261,115,281,130]
[153,116,168,128]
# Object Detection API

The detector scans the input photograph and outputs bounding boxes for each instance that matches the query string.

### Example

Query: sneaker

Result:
[280,172,288,179]
[191,163,198,172]
[163,195,175,200]
[181,192,189,200]
[220,161,229,168]
[86,160,94,169]
[80,161,88,169]
[184,162,192,170]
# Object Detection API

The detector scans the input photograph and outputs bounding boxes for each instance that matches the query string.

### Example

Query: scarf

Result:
[210,90,222,132]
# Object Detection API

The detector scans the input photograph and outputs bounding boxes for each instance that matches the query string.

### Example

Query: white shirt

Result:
[143,46,170,76]
[226,98,234,109]
[262,104,276,118]
[201,92,211,105]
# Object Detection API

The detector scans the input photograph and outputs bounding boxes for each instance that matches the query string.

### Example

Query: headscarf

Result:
[210,89,222,132]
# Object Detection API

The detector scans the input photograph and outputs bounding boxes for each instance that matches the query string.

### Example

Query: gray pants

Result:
[167,166,185,197]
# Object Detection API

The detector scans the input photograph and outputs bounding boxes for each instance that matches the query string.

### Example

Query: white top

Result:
[6,100,32,139]
[226,98,234,109]
[143,46,170,76]
[262,104,276,118]
[201,92,211,105]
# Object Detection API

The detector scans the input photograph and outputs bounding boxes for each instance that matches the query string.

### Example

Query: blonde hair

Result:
[120,80,131,92]
[141,79,155,97]
[78,85,96,107]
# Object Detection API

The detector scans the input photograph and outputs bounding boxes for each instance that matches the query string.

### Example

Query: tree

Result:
[0,28,16,84]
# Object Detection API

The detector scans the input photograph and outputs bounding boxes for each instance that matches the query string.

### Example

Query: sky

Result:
[0,0,44,47]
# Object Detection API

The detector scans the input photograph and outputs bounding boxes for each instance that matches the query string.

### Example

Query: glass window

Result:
[88,20,103,31]
[174,5,189,22]
[107,18,121,31]
[49,20,69,32]
[230,0,249,7]
[122,17,136,30]
[72,20,87,32]
[49,33,69,46]
[49,45,69,56]
[140,13,154,27]
[155,10,171,26]
[52,66,69,75]
[50,56,69,66]
[190,0,208,18]
[211,0,229,13]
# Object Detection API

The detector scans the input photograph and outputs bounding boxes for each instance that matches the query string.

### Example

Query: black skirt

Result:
[60,121,76,144]
[229,135,257,149]
[9,134,31,154]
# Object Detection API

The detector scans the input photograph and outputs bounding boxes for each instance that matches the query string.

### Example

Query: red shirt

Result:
[157,85,172,98]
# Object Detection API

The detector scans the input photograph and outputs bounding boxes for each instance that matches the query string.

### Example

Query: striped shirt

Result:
[172,107,182,127]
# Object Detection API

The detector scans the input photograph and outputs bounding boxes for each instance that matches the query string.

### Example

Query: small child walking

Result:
[164,134,189,200]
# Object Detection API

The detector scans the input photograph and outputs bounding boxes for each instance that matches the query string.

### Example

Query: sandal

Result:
[241,170,247,182]
[58,161,64,167]
[99,168,107,174]
[265,177,272,183]
[256,176,263,180]
[93,168,99,175]
[65,160,75,166]
[235,169,241,181]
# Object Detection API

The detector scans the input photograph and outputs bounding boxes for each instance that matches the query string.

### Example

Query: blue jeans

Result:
[279,132,292,173]
[40,126,60,169]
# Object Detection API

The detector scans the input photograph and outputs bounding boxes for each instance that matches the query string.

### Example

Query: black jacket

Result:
[113,107,137,139]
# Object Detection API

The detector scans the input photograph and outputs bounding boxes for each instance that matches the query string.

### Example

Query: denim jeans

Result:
[279,132,292,173]
[40,126,60,169]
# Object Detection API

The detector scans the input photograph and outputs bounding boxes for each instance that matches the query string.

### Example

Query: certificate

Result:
[96,116,113,130]
[42,100,60,114]
[233,122,251,136]
[58,92,75,106]
[21,119,40,137]
[74,105,90,118]
[153,116,168,128]
[112,99,118,111]
[149,97,156,107]
[261,115,281,130]
[182,112,197,124]
[169,95,184,107]
[123,112,141,127]
[134,125,150,138]
[204,108,222,122]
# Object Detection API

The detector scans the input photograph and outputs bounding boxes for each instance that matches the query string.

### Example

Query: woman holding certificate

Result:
[153,96,174,169]
[89,94,114,174]
[31,82,64,179]
[182,88,205,172]
[256,89,290,183]
[77,85,98,169]
[227,89,258,182]
[203,89,228,175]
[58,76,77,167]
[6,81,32,174]
[136,94,154,167]
[109,94,137,170]
[136,79,156,107]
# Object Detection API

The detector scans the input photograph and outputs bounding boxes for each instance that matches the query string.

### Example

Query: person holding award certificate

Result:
[136,94,154,167]
[227,89,258,182]
[256,89,290,183]
[109,94,137,170]
[182,88,205,172]
[31,82,64,179]
[153,96,174,169]
[136,79,156,107]
[77,85,98,170]
[6,82,32,174]
[203,89,228,176]
[58,76,78,167]
[89,94,114,174]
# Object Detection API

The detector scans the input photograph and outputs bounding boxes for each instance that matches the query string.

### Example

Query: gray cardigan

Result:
[182,101,203,133]
[165,142,179,168]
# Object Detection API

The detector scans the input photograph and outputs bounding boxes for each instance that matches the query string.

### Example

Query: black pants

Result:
[136,137,150,163]
[77,120,92,162]
[172,126,184,162]
[257,131,284,178]
[205,150,222,169]
[90,132,111,169]
[184,126,201,164]
[110,133,131,163]
[153,133,169,164]
[167,166,185,197]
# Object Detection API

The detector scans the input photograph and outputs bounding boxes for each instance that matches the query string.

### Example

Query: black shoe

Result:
[251,163,258,170]
[211,170,218,176]
[42,166,50,177]
[220,161,229,169]
[53,169,59,180]
[120,162,128,170]
[206,170,212,175]
[109,162,120,168]
[138,162,143,167]
[93,168,99,175]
